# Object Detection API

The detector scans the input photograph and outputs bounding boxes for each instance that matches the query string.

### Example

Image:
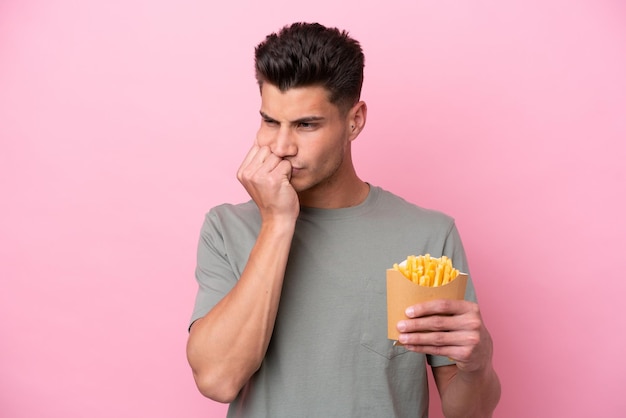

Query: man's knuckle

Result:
[432,316,446,330]
[468,318,482,330]
[437,299,449,309]
[466,333,480,346]
[433,333,447,346]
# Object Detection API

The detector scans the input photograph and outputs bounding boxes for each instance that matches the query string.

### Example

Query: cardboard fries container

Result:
[386,269,468,341]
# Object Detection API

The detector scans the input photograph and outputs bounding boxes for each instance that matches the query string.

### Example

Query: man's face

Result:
[256,83,354,201]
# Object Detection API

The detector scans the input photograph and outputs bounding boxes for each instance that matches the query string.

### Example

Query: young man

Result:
[187,22,500,417]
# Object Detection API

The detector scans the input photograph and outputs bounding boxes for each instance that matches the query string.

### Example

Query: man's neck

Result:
[298,178,370,209]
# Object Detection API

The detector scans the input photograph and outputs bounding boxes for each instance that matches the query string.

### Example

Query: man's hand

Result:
[397,299,501,416]
[237,145,299,223]
[397,299,493,373]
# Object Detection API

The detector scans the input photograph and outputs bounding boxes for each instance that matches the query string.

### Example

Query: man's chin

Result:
[290,178,311,194]
[290,182,306,193]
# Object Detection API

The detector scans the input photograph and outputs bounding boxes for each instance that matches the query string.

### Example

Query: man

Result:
[187,22,500,417]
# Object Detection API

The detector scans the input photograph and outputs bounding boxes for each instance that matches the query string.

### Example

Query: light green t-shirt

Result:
[191,185,476,418]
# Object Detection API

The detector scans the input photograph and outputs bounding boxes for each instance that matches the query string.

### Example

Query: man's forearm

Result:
[440,366,501,418]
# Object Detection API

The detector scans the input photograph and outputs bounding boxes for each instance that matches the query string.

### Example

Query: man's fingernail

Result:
[405,307,414,317]
[397,321,406,332]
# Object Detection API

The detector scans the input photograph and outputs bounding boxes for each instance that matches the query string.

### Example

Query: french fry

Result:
[392,254,460,287]
[434,264,443,287]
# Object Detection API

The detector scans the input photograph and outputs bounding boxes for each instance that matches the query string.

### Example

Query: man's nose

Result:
[271,127,297,157]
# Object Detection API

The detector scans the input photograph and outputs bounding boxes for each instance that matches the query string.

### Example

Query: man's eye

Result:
[298,122,316,129]
[263,119,278,126]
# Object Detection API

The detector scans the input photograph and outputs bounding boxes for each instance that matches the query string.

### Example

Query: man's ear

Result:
[348,101,367,140]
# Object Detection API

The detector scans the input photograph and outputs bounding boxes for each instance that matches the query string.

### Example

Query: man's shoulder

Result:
[208,199,257,214]
[373,185,455,225]
[203,200,260,227]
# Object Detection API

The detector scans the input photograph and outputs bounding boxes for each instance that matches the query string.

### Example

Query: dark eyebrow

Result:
[293,116,325,124]
[260,111,278,123]
[259,111,325,125]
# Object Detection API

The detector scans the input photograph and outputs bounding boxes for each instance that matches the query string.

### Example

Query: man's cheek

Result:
[255,128,270,147]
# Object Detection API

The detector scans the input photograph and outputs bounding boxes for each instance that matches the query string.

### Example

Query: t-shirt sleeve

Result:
[427,220,478,368]
[188,210,239,330]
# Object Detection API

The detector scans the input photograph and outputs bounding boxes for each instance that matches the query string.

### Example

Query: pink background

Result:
[1,1,625,417]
